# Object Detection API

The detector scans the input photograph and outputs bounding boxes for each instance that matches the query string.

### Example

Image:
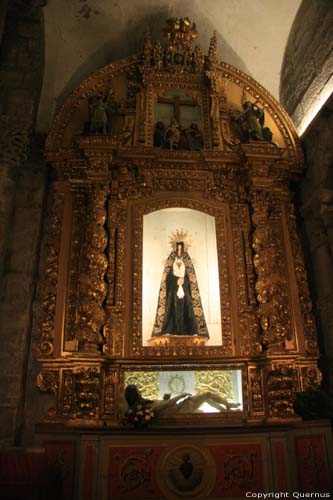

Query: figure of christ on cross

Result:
[154,92,204,150]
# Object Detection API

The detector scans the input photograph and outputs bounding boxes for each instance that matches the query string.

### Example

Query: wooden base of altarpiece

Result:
[32,420,333,500]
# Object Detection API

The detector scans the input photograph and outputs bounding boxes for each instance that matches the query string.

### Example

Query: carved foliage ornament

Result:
[251,192,292,350]
[38,189,64,357]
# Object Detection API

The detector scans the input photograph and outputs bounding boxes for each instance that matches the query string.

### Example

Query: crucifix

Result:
[157,93,199,123]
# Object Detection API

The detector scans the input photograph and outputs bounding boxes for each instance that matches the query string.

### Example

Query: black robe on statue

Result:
[151,251,209,338]
[161,269,197,335]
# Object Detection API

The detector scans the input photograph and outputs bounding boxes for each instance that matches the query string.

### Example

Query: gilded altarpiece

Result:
[37,20,321,431]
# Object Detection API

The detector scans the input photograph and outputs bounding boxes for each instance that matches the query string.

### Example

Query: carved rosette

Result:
[38,188,64,357]
[286,202,319,356]
[266,364,298,418]
[251,192,292,350]
[76,185,109,352]
[299,365,322,391]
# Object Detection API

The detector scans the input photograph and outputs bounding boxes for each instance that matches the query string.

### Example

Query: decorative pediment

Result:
[45,18,302,173]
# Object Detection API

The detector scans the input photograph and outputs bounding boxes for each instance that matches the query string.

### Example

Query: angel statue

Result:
[151,229,209,339]
[232,100,273,142]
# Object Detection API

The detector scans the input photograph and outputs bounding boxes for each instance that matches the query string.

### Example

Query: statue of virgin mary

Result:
[151,231,209,339]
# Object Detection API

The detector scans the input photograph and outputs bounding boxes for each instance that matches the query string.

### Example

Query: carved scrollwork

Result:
[38,188,64,357]
[111,162,151,200]
[36,370,59,394]
[299,365,322,391]
[75,185,109,351]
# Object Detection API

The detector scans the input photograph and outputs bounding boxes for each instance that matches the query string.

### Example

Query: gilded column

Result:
[76,185,109,352]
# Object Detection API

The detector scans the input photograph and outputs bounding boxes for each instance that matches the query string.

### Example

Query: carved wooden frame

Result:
[130,195,234,358]
[146,72,211,148]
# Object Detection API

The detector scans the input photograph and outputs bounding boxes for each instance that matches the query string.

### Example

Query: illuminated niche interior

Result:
[124,369,243,413]
[142,207,222,346]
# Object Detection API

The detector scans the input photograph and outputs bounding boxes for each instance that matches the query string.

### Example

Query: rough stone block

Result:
[0,405,16,443]
[0,273,32,308]
[0,69,24,88]
[17,22,41,39]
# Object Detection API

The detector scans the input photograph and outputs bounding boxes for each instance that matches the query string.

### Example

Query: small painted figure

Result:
[185,122,204,150]
[153,121,166,147]
[165,117,181,149]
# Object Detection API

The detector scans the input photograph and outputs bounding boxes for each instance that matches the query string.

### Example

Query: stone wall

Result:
[280,0,333,133]
[298,94,333,391]
[0,1,46,445]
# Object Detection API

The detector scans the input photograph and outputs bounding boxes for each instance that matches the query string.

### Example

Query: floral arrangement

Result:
[125,403,154,427]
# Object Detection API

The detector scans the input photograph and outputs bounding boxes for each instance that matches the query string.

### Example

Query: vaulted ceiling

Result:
[37,0,302,132]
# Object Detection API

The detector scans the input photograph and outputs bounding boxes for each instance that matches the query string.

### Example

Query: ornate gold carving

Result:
[102,369,117,417]
[62,370,74,416]
[248,367,264,413]
[65,187,86,343]
[231,203,260,356]
[110,161,151,200]
[72,367,101,419]
[286,202,318,355]
[36,370,59,394]
[148,335,208,347]
[38,188,64,357]
[251,192,292,350]
[60,367,101,419]
[76,185,109,351]
[163,18,198,48]
[124,371,159,400]
[299,365,322,391]
[195,371,233,400]
[207,31,218,68]
[37,19,319,428]
[267,364,298,418]
[105,200,127,357]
